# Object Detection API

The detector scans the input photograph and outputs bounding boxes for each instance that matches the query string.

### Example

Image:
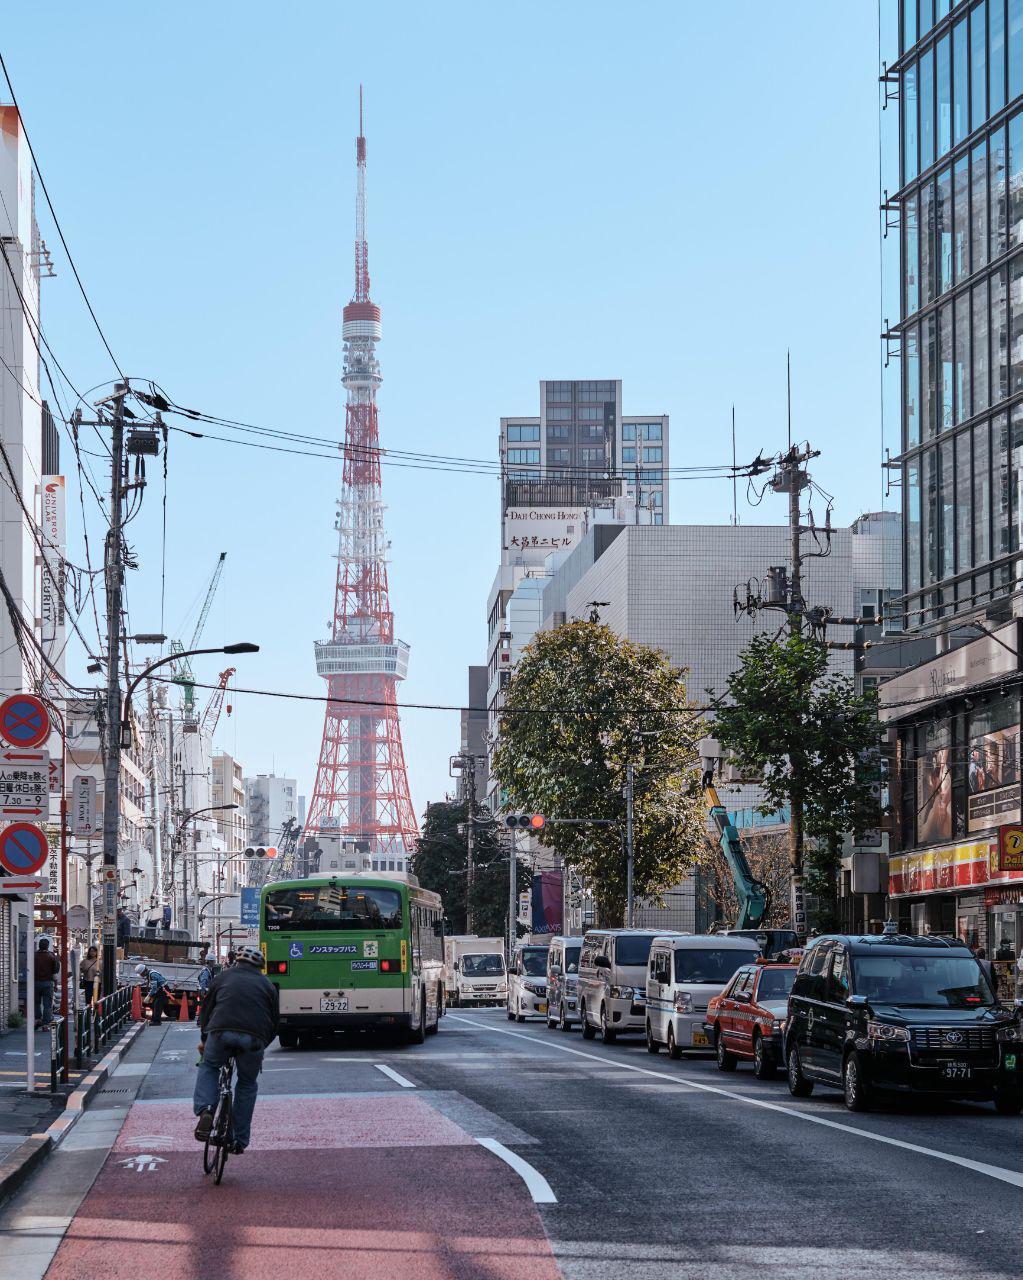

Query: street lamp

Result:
[120,642,259,747]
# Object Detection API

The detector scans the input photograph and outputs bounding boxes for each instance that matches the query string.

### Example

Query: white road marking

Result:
[477,1137,557,1203]
[449,1014,1023,1193]
[374,1063,416,1088]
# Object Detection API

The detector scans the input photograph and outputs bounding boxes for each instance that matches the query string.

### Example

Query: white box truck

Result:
[444,936,507,1007]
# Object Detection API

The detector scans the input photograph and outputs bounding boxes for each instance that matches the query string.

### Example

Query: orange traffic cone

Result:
[131,984,144,1022]
[177,991,191,1023]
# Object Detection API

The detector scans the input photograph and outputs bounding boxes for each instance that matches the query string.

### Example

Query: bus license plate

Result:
[320,997,349,1014]
[941,1061,971,1080]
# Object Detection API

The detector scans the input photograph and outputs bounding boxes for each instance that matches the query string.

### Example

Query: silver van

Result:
[646,933,760,1058]
[577,929,663,1043]
[546,935,583,1031]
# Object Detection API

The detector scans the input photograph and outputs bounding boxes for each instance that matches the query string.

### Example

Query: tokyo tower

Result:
[305,91,417,857]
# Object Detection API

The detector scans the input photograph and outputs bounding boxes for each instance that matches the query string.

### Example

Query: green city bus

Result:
[259,874,445,1047]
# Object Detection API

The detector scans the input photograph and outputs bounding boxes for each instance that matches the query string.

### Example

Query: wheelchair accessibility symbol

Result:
[289,942,304,959]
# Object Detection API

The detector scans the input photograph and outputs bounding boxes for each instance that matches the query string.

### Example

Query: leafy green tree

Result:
[491,620,705,926]
[412,800,528,938]
[714,633,883,930]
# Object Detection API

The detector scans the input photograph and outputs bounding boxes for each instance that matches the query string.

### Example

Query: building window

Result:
[547,424,569,440]
[547,407,572,421]
[643,447,662,463]
[622,423,636,441]
[549,448,570,464]
[622,447,637,464]
[643,470,663,482]
[507,470,537,481]
[653,513,663,525]
[579,448,604,464]
[644,422,663,441]
[507,448,540,464]
[507,424,540,442]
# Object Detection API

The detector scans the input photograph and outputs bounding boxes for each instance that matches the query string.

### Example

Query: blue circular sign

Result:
[0,822,48,875]
[0,695,49,749]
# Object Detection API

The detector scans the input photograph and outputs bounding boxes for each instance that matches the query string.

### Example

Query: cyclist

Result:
[193,944,279,1154]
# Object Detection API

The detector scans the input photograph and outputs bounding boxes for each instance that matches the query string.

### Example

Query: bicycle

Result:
[202,1053,236,1185]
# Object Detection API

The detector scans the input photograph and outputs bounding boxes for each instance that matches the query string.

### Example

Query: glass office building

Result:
[898,0,1023,628]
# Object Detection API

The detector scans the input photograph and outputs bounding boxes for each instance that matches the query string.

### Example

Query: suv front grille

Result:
[912,1026,995,1053]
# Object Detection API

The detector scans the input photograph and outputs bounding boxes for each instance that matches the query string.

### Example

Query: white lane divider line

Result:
[448,1014,1023,1193]
[476,1137,557,1204]
[374,1063,416,1089]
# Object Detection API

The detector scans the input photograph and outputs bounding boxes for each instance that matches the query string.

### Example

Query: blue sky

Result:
[2,2,894,818]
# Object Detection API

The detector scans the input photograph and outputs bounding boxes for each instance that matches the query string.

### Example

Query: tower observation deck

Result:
[305,92,417,855]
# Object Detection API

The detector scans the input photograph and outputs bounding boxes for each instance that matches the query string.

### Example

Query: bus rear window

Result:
[264,886,403,931]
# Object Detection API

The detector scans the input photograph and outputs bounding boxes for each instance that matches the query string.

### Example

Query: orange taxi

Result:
[704,959,798,1079]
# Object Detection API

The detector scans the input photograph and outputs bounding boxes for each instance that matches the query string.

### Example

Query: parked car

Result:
[578,929,665,1043]
[507,943,550,1021]
[646,934,761,1058]
[546,935,583,1031]
[705,960,798,1077]
[784,932,1023,1113]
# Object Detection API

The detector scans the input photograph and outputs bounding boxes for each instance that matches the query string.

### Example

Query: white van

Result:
[506,943,550,1021]
[577,929,663,1043]
[645,934,760,1058]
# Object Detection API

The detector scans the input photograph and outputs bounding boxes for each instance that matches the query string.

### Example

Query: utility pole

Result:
[625,761,635,928]
[146,679,163,910]
[508,827,517,958]
[100,385,127,995]
[464,754,476,935]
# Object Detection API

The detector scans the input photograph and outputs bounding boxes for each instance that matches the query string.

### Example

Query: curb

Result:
[0,1017,146,1210]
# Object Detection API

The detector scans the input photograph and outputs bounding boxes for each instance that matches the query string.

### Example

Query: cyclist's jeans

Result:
[193,1030,265,1148]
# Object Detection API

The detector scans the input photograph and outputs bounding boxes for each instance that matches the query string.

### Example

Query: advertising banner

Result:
[917,740,952,845]
[530,870,563,935]
[503,508,584,563]
[39,477,66,663]
[968,722,1021,833]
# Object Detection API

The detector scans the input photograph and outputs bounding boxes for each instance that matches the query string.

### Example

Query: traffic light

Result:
[504,814,545,831]
[244,845,278,859]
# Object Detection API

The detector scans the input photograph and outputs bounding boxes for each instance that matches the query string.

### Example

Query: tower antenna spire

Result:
[306,91,417,863]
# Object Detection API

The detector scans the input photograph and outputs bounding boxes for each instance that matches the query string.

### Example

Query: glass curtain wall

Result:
[900,0,1023,626]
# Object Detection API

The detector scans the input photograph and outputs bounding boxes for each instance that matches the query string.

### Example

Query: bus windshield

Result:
[264,885,403,931]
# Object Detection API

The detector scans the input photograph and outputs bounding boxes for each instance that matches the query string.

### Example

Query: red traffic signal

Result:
[244,845,278,859]
[505,814,545,831]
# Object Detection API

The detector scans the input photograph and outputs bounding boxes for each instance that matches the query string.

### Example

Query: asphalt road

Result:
[3,1006,1023,1278]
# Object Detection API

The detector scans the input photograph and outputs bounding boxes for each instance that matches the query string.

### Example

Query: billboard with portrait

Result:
[967,720,1020,834]
[917,739,952,845]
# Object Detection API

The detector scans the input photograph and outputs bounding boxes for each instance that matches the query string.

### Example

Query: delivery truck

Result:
[444,935,507,1007]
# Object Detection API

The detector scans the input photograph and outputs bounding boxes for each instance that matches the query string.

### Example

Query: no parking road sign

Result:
[0,695,50,750]
[0,822,49,877]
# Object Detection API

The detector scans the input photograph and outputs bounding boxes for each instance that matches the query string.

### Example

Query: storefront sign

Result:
[502,507,584,563]
[998,823,1023,873]
[878,620,1020,723]
[889,840,994,896]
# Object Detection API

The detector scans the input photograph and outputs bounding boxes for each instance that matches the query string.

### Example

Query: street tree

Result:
[491,619,705,926]
[412,800,528,938]
[713,633,882,931]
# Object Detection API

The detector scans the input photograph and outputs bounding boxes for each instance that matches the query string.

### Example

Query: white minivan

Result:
[645,934,760,1058]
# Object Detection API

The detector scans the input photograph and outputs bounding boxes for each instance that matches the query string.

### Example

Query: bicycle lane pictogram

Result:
[41,1042,560,1279]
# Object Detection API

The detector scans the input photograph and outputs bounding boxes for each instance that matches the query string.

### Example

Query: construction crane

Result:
[171,552,226,719]
[200,667,235,737]
[698,737,769,930]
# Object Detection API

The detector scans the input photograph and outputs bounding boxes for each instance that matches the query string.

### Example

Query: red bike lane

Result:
[42,1094,561,1280]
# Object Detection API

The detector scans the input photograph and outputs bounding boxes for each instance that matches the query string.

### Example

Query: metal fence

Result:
[71,986,132,1075]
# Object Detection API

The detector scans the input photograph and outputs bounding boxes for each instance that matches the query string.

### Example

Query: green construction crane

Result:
[171,552,227,715]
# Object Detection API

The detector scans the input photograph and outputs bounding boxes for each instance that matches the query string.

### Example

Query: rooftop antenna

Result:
[787,349,792,449]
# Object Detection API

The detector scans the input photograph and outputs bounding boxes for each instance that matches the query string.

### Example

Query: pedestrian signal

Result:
[504,814,545,831]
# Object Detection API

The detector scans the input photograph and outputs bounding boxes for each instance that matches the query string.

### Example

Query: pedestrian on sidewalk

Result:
[193,944,279,1154]
[34,938,59,1028]
[136,964,170,1026]
[79,946,99,1005]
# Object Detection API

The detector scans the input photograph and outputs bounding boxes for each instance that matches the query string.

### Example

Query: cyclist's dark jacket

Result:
[199,964,280,1048]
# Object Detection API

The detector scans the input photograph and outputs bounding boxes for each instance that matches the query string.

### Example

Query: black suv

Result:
[784,933,1023,1113]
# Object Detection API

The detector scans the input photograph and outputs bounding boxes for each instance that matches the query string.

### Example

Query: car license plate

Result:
[537,1003,547,1014]
[320,997,349,1014]
[940,1061,971,1080]
[1006,1054,1018,1070]
[692,1030,709,1047]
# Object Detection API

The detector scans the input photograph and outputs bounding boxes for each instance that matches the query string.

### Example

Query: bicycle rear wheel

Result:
[213,1092,232,1184]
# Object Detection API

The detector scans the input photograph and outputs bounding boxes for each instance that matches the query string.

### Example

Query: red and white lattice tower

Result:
[305,92,417,855]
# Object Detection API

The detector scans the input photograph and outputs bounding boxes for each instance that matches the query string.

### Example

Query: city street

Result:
[2,1008,1023,1279]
